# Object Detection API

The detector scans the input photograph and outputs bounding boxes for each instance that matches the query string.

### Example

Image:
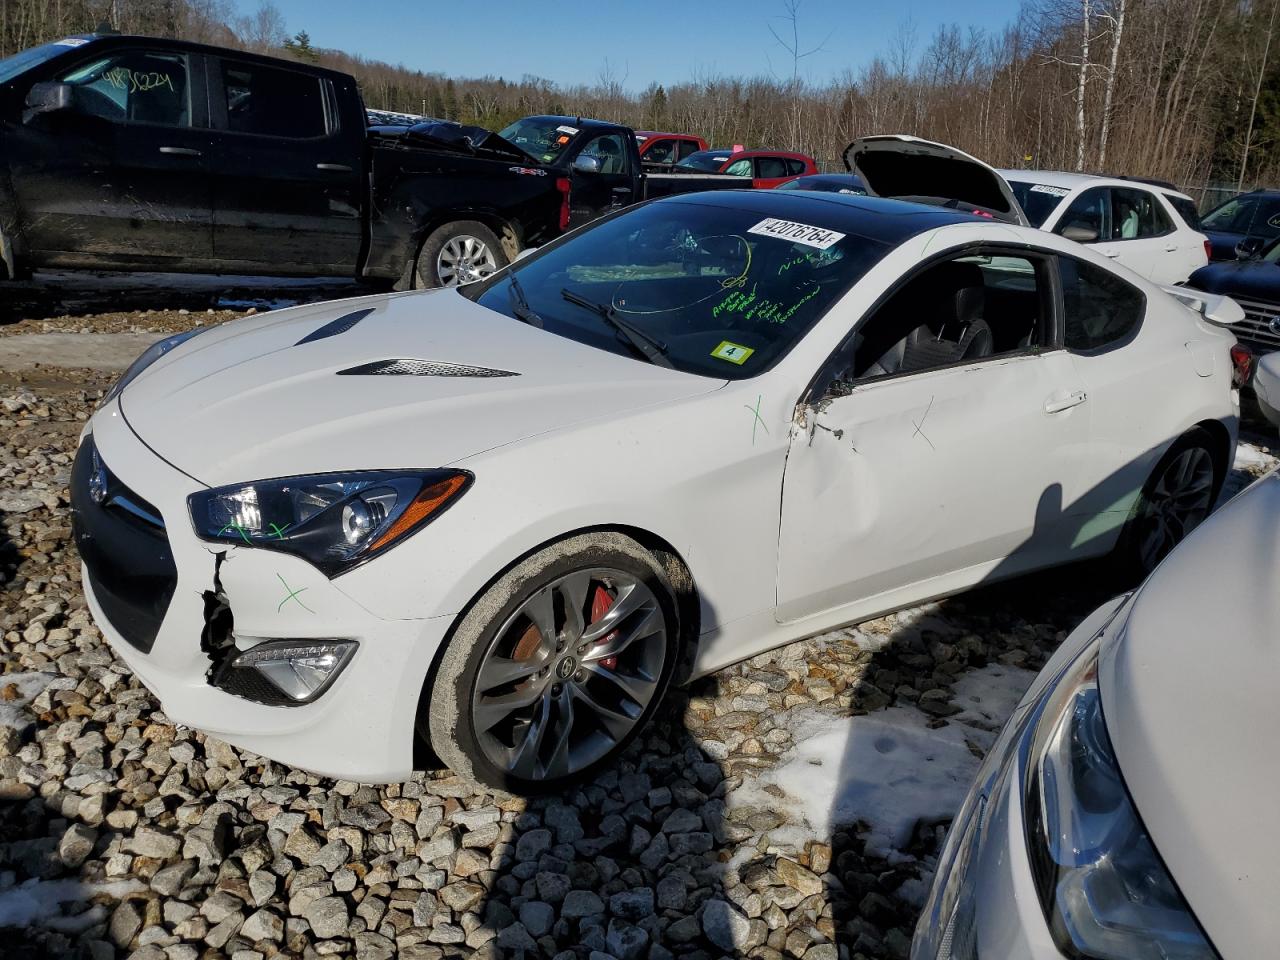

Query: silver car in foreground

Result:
[912,466,1280,960]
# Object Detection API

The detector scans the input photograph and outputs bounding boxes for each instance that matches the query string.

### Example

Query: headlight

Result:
[103,327,211,405]
[188,469,472,576]
[1025,649,1218,960]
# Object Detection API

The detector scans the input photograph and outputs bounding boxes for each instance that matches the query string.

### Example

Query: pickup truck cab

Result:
[673,149,817,188]
[633,131,708,172]
[0,37,751,287]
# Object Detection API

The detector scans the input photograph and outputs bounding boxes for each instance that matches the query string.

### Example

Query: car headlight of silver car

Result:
[103,327,212,405]
[188,470,472,576]
[1025,647,1218,960]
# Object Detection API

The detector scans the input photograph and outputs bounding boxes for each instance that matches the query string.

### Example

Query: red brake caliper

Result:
[589,585,619,670]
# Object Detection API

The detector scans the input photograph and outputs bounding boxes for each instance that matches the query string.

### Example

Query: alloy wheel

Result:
[436,235,499,287]
[1136,446,1215,572]
[470,568,667,782]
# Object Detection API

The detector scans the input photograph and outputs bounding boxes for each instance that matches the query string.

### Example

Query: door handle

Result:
[1102,250,1121,258]
[1164,244,1178,252]
[1044,390,1088,414]
[316,163,353,172]
[159,146,201,156]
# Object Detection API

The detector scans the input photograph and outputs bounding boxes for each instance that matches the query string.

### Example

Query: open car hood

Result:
[372,121,539,164]
[843,136,1029,226]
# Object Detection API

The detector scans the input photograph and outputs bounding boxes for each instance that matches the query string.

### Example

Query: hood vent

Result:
[337,358,520,378]
[296,307,376,346]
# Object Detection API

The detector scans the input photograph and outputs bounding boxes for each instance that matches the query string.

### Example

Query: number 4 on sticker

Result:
[712,341,754,365]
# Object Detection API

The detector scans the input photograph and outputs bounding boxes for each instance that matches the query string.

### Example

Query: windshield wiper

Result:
[559,288,673,368]
[507,273,544,328]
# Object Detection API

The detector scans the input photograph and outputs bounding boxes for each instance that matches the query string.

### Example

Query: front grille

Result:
[71,438,177,654]
[1228,297,1280,352]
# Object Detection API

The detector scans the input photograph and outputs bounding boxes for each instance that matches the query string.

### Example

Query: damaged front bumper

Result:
[74,402,453,782]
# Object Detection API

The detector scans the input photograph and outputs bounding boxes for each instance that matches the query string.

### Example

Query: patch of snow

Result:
[726,664,1037,859]
[0,672,55,732]
[1234,441,1275,471]
[0,877,144,928]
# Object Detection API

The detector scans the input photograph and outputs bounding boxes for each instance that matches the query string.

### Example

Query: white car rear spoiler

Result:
[1161,285,1246,328]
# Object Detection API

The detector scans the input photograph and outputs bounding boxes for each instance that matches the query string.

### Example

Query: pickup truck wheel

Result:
[413,221,508,289]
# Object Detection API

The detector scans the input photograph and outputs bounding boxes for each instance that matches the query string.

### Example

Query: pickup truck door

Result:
[6,46,214,266]
[205,55,363,274]
[567,132,638,229]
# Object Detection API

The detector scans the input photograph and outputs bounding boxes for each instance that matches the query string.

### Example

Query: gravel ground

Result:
[1,293,1276,960]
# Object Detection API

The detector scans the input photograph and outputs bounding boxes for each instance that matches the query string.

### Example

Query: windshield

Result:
[468,199,890,379]
[1202,196,1256,233]
[1007,180,1069,227]
[676,151,732,172]
[0,39,80,85]
[496,117,579,163]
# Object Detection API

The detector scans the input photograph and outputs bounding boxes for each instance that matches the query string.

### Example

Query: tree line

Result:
[2,0,1277,202]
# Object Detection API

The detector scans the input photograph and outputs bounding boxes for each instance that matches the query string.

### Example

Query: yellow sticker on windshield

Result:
[711,341,754,365]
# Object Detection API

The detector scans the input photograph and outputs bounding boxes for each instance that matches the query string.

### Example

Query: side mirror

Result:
[1235,236,1266,260]
[572,154,602,175]
[23,81,74,120]
[1061,224,1099,243]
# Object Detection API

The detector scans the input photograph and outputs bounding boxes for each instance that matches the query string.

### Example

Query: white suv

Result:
[1002,170,1210,283]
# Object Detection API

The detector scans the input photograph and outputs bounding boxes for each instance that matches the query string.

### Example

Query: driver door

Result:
[775,249,1089,623]
[7,46,213,265]
[567,132,634,229]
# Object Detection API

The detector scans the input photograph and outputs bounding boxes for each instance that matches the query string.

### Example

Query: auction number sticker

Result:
[711,340,755,365]
[55,37,89,46]
[556,125,580,135]
[1029,184,1070,197]
[748,218,845,250]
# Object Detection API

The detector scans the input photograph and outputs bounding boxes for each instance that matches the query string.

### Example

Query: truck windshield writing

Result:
[498,117,578,164]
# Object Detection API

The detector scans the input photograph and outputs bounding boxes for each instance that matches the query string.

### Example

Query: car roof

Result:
[635,131,699,139]
[730,150,812,160]
[1000,168,1194,201]
[658,190,990,245]
[65,33,357,80]
[522,115,626,132]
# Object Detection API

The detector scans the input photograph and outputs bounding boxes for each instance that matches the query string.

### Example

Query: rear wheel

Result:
[411,220,508,289]
[1114,427,1222,578]
[426,532,682,793]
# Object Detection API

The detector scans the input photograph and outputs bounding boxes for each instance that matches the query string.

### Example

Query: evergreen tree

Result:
[283,30,319,63]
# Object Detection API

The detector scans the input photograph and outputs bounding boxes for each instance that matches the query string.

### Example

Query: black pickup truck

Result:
[0,34,747,288]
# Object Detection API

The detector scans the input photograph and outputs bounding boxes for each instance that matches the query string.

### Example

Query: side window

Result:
[845,253,1048,383]
[1256,198,1280,238]
[1053,187,1109,241]
[785,157,808,176]
[1166,194,1201,230]
[1059,255,1144,352]
[1110,188,1171,240]
[1202,197,1256,234]
[643,139,676,164]
[757,156,788,179]
[724,159,753,177]
[579,133,629,174]
[677,139,700,160]
[221,60,327,138]
[57,50,191,127]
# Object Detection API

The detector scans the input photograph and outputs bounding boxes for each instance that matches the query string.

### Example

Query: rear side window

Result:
[1110,187,1171,240]
[785,157,808,176]
[1059,256,1144,352]
[757,157,788,179]
[221,60,327,138]
[58,50,191,127]
[1166,194,1201,230]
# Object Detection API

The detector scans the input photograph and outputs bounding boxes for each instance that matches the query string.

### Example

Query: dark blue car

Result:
[1200,189,1280,260]
[775,173,866,195]
[1187,236,1280,353]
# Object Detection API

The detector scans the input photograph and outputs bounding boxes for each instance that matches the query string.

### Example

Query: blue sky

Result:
[240,0,1023,90]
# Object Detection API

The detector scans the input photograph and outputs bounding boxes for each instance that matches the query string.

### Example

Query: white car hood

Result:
[119,290,722,487]
[1102,470,1280,959]
[842,135,1030,225]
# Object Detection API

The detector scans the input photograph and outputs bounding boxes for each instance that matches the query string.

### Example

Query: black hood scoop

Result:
[296,308,376,346]
[336,358,520,378]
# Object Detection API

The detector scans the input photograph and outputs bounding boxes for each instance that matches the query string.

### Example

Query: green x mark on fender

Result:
[744,394,770,446]
[276,573,315,614]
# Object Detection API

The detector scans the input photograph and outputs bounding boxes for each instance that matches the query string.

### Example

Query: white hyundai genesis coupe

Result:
[75,159,1243,791]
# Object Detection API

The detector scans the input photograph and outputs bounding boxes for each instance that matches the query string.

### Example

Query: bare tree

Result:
[767,0,831,151]
[1096,0,1125,167]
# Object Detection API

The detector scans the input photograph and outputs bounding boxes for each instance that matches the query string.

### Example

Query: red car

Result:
[673,149,818,188]
[633,131,708,170]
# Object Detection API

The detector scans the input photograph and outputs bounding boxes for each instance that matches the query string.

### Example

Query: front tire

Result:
[1113,426,1222,579]
[411,220,508,289]
[426,532,683,793]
